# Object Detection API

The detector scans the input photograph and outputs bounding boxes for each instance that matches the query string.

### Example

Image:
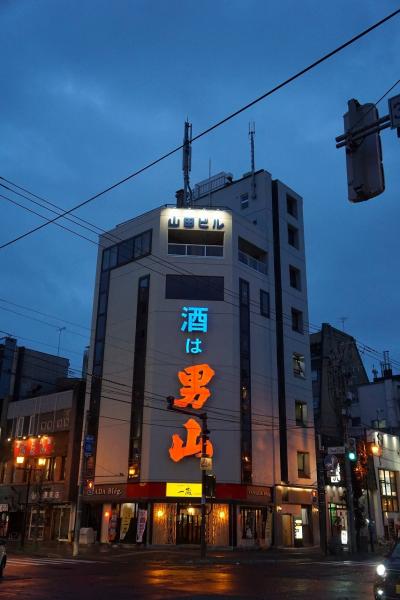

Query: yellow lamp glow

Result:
[37,458,46,466]
[157,509,164,518]
[187,506,195,515]
[16,456,25,465]
[219,510,226,520]
[104,511,110,518]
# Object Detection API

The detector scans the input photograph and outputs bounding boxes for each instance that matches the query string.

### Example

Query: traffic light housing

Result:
[204,474,216,498]
[86,479,94,495]
[344,99,385,202]
[347,437,357,461]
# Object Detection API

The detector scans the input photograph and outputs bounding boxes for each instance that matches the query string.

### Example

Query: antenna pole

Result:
[249,122,256,199]
[183,121,192,207]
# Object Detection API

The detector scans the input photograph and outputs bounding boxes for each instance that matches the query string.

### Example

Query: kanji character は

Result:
[174,363,215,409]
[181,307,208,333]
[169,418,213,462]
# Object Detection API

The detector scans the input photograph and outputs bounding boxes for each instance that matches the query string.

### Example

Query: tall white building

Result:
[82,169,319,548]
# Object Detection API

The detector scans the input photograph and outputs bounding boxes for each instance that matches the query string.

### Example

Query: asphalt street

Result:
[0,553,377,599]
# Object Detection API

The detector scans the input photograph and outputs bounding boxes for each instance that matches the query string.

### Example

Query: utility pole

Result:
[167,397,209,559]
[73,410,89,557]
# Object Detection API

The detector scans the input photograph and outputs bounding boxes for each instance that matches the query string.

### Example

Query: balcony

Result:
[168,243,223,257]
[238,250,267,274]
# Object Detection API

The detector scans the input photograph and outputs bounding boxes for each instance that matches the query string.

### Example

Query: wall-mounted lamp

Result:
[104,511,110,518]
[276,505,282,512]
[219,510,226,520]
[37,458,46,466]
[16,456,25,465]
[187,506,195,515]
[157,509,164,519]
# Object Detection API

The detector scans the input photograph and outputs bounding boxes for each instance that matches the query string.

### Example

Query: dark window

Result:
[287,194,298,218]
[98,292,107,316]
[96,314,106,340]
[240,193,249,209]
[297,452,310,478]
[165,275,224,301]
[118,238,134,265]
[60,456,67,481]
[295,401,307,426]
[260,290,270,318]
[291,308,303,333]
[288,225,299,249]
[289,265,301,290]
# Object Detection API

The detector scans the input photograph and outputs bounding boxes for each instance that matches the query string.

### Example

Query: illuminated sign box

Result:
[166,483,202,498]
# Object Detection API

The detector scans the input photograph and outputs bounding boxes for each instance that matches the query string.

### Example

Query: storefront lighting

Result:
[104,511,110,518]
[128,465,137,478]
[312,506,319,514]
[157,509,164,519]
[22,436,27,440]
[187,506,195,515]
[16,456,25,465]
[37,458,46,466]
[7,438,11,442]
[276,505,282,512]
[219,510,226,520]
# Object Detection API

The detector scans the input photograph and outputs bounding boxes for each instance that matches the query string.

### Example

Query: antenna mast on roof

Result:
[249,121,256,199]
[182,120,192,207]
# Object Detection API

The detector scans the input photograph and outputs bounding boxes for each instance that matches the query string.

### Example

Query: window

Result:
[287,194,298,218]
[165,275,224,301]
[289,265,301,290]
[60,456,67,481]
[379,470,399,512]
[293,353,305,378]
[295,401,307,426]
[260,290,270,318]
[240,193,249,209]
[291,308,303,333]
[238,238,267,275]
[15,416,24,438]
[297,452,310,478]
[168,230,224,257]
[102,230,152,271]
[28,415,36,436]
[288,225,299,249]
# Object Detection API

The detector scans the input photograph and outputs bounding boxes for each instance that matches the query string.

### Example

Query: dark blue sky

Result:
[1,0,399,377]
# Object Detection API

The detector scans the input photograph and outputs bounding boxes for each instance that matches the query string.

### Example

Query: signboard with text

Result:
[166,483,202,498]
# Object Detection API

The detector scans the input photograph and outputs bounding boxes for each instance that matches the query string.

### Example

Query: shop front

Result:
[274,486,319,548]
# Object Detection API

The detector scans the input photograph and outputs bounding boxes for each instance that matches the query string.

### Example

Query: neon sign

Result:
[168,216,224,230]
[169,306,215,463]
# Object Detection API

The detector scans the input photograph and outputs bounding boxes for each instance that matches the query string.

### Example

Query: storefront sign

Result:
[14,436,55,458]
[85,484,127,500]
[136,509,147,543]
[30,485,64,503]
[120,504,135,541]
[294,518,303,540]
[246,486,272,503]
[0,504,8,512]
[327,446,345,455]
[38,409,70,433]
[341,530,348,545]
[166,483,202,498]
[167,215,224,231]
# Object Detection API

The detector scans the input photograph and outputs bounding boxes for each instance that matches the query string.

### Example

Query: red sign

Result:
[13,436,55,458]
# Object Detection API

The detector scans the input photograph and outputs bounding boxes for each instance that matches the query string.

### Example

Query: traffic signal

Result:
[343,99,385,202]
[86,479,94,495]
[204,474,216,498]
[347,437,357,461]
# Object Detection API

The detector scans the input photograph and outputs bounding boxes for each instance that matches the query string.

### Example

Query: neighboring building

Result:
[0,336,69,441]
[353,368,400,436]
[310,324,369,551]
[82,168,318,548]
[0,379,85,542]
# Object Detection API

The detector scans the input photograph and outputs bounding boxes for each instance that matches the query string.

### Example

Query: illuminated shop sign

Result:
[169,306,215,463]
[167,215,224,230]
[14,436,55,458]
[166,483,202,497]
[330,463,341,484]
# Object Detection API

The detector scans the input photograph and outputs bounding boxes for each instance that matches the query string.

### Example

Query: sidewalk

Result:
[6,541,383,565]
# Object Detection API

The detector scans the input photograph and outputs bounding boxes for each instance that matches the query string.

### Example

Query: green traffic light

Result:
[348,451,357,461]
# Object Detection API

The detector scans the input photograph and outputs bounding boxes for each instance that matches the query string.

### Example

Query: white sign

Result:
[327,446,345,455]
[389,94,400,128]
[341,530,348,545]
[330,463,341,484]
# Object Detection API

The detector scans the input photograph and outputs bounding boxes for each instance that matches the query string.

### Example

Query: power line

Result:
[1,8,399,251]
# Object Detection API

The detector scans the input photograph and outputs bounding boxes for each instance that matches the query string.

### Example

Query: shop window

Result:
[240,507,267,541]
[297,452,310,478]
[295,401,308,427]
[60,456,67,481]
[379,469,399,512]
[293,353,305,378]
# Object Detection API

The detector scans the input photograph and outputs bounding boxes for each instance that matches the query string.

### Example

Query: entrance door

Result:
[28,509,45,541]
[50,506,71,540]
[281,514,293,547]
[176,506,201,544]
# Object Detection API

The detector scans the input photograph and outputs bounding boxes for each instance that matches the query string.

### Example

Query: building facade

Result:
[82,169,318,548]
[0,380,84,542]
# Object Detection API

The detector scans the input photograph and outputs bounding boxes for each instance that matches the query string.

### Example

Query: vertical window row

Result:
[129,275,150,480]
[239,278,252,484]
